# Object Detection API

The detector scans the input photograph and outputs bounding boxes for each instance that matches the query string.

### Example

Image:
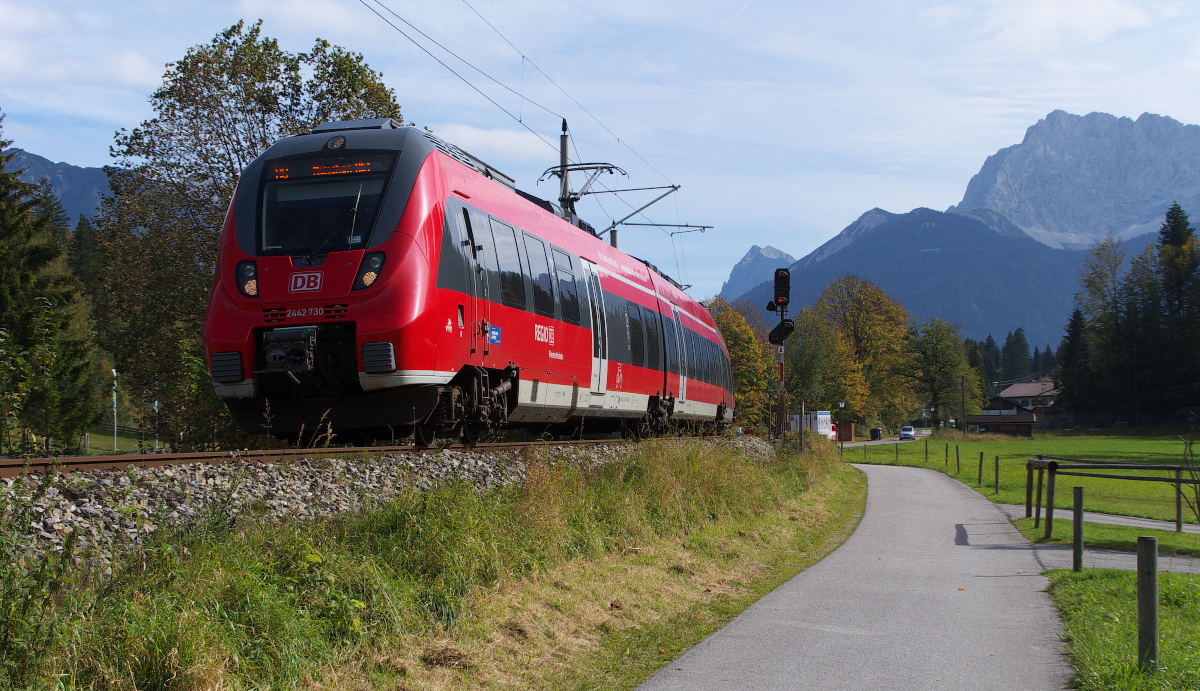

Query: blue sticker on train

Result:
[487,325,502,345]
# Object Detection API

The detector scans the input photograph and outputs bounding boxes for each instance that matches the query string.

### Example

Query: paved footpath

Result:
[637,464,1072,691]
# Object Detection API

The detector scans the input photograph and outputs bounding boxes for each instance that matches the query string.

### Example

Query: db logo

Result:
[289,272,322,293]
[534,324,555,345]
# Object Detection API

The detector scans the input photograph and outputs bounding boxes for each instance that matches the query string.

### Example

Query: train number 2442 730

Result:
[286,307,324,318]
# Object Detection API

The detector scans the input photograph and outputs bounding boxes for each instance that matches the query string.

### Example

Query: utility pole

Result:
[838,400,845,456]
[112,369,118,453]
[961,375,966,432]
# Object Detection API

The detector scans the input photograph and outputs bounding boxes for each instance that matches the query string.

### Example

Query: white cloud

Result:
[432,122,558,166]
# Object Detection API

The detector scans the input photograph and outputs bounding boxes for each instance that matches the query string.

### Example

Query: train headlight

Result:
[352,252,386,291]
[236,261,259,297]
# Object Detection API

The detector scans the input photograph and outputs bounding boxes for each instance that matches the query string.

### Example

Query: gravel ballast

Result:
[1,436,775,570]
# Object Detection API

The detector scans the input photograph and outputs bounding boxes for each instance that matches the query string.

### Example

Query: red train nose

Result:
[255,253,365,302]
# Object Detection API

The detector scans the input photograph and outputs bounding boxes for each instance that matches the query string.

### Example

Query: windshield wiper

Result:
[302,184,362,266]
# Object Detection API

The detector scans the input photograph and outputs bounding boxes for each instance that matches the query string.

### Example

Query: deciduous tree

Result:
[815,275,917,428]
[96,21,403,449]
[711,298,774,432]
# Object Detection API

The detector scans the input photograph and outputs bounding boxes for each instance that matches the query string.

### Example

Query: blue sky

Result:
[3,0,1199,297]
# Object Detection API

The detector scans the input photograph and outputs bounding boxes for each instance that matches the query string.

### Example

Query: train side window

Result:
[552,249,581,325]
[490,220,526,309]
[663,313,679,374]
[700,338,710,383]
[706,339,714,384]
[706,339,715,384]
[645,309,660,371]
[628,303,645,368]
[684,329,695,380]
[524,234,555,317]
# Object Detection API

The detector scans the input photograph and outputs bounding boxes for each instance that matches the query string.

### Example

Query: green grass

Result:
[0,438,859,689]
[855,432,1198,524]
[1048,569,1200,690]
[1011,517,1200,558]
[82,426,158,455]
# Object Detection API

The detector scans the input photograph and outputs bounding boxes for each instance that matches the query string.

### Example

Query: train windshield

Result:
[259,153,395,256]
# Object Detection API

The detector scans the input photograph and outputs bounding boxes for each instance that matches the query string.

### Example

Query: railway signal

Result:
[768,319,795,346]
[765,268,791,312]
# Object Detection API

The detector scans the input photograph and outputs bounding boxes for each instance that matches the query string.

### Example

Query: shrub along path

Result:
[636,464,1071,691]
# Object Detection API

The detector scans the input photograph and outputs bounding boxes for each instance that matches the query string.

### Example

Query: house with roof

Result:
[998,381,1058,410]
[964,380,1059,436]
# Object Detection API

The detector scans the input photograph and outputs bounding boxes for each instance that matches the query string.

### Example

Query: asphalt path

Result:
[637,464,1071,691]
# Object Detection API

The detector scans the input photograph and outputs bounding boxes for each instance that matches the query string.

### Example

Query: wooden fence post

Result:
[956,445,960,474]
[1137,536,1159,673]
[1177,469,1183,534]
[1073,486,1083,572]
[1044,463,1057,540]
[978,451,984,485]
[1025,462,1034,517]
[995,455,1000,494]
[1034,467,1045,528]
[945,442,948,466]
[925,438,928,463]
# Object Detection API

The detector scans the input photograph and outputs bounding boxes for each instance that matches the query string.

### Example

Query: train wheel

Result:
[458,422,481,448]
[414,424,436,449]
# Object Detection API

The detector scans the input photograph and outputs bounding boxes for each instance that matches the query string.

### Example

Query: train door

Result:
[673,307,687,403]
[458,208,491,356]
[581,261,607,406]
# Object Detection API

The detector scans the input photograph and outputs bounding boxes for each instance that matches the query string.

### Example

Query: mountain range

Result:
[724,110,1190,347]
[3,148,109,228]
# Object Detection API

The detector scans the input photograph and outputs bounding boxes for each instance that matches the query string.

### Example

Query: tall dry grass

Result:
[0,439,837,689]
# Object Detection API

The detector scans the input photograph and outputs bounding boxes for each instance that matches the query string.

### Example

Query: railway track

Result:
[0,438,648,479]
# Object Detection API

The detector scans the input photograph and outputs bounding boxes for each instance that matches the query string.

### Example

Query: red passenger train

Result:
[202,119,734,444]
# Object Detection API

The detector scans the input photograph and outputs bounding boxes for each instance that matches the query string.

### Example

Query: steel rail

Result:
[0,437,684,479]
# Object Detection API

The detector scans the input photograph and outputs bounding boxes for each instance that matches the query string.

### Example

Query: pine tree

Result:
[1055,308,1090,414]
[0,122,58,326]
[1001,328,1031,382]
[1159,202,1194,248]
[1041,344,1056,372]
[981,335,1000,392]
[1031,346,1042,375]
[33,179,70,242]
[0,112,102,453]
[67,215,104,297]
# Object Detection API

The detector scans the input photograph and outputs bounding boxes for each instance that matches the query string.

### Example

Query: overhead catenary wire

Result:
[458,0,675,187]
[355,0,559,155]
[367,0,566,124]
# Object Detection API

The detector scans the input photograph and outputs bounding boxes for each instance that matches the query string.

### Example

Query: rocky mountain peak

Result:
[949,110,1200,249]
[719,245,796,301]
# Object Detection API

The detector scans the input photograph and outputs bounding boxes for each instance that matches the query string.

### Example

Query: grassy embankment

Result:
[856,431,1196,524]
[1,438,863,690]
[1048,569,1200,690]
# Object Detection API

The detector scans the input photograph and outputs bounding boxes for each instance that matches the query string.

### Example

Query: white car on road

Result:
[899,426,916,440]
